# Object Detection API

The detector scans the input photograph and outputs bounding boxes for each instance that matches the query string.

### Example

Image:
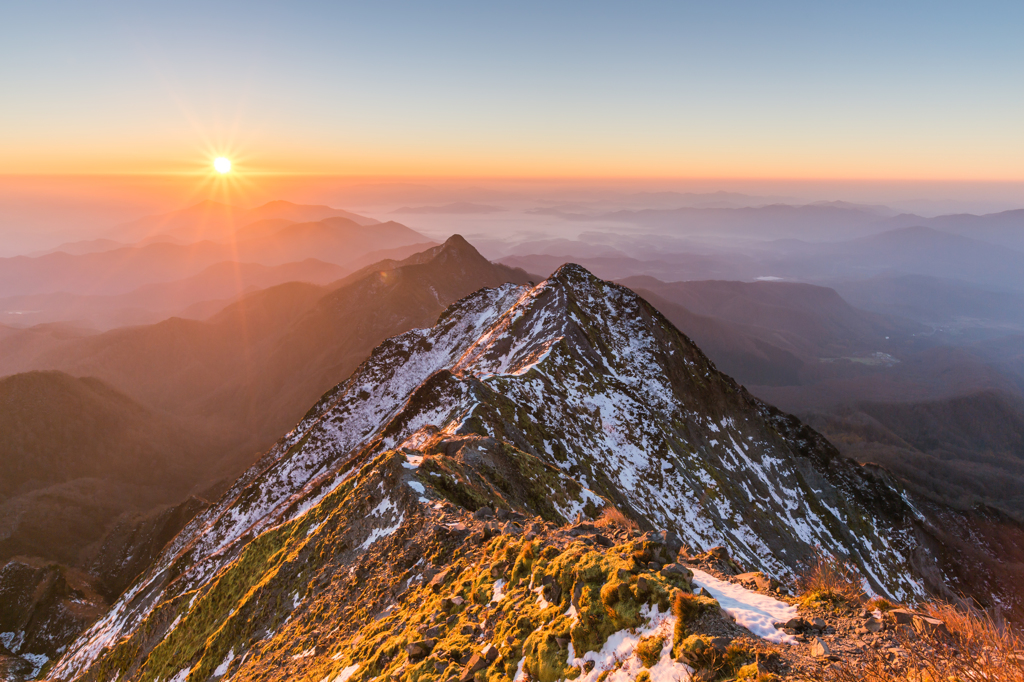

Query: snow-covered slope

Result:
[51,264,948,681]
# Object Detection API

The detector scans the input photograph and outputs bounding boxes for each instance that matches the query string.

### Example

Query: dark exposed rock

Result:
[660,563,692,580]
[459,644,498,682]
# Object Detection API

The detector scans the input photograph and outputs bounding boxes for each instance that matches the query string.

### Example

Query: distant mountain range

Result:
[0,219,431,298]
[502,224,1024,295]
[556,202,1024,249]
[0,259,351,329]
[391,202,503,214]
[109,199,380,244]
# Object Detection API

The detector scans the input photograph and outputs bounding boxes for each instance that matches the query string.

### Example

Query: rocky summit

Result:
[31,264,1018,681]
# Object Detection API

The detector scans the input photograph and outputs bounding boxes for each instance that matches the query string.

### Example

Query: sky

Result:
[2,0,1023,180]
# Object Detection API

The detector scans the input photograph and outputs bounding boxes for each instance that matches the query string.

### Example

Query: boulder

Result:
[887,609,916,625]
[710,636,733,652]
[407,639,435,660]
[660,563,692,580]
[810,617,827,630]
[698,545,744,575]
[460,643,500,681]
[542,582,561,603]
[428,569,452,593]
[707,546,731,561]
[810,637,831,658]
[735,571,779,592]
[912,616,949,638]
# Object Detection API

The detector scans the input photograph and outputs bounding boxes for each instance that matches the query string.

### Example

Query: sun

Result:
[214,157,232,173]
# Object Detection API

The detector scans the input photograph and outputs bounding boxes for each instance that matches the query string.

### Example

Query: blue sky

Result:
[1,1,1022,178]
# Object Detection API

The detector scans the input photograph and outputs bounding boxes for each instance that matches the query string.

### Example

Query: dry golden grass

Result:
[866,597,894,612]
[595,506,640,531]
[796,551,865,606]
[817,600,1024,682]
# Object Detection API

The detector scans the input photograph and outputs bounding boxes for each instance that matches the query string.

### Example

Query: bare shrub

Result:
[866,596,893,612]
[816,600,1024,682]
[796,550,864,606]
[595,506,639,531]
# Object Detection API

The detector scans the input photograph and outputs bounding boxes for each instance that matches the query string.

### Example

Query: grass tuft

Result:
[636,634,664,667]
[816,599,1024,682]
[796,550,864,607]
[595,507,640,532]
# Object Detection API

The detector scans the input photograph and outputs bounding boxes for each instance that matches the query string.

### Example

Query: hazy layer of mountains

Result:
[0,197,1022,679]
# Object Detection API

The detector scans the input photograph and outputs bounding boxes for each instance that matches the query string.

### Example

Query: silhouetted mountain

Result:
[110,199,380,243]
[30,238,129,257]
[234,217,431,265]
[0,218,432,298]
[779,226,1024,292]
[0,259,351,329]
[621,277,915,359]
[752,345,1023,413]
[391,202,503,214]
[499,252,745,283]
[625,289,805,386]
[610,276,920,389]
[596,203,895,240]
[884,208,1024,251]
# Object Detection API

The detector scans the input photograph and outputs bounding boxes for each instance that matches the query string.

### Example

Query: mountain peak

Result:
[440,233,474,251]
[431,233,490,264]
[47,259,1013,681]
[550,261,600,284]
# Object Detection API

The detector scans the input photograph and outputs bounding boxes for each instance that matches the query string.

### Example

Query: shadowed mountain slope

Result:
[803,390,1024,516]
[0,371,207,500]
[0,371,223,574]
[0,237,533,472]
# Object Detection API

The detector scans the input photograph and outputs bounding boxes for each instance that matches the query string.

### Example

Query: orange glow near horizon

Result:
[0,138,1022,183]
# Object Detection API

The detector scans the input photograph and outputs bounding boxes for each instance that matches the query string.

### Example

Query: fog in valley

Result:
[3,180,1022,550]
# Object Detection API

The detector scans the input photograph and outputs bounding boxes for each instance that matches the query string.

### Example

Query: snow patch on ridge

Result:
[690,569,798,645]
